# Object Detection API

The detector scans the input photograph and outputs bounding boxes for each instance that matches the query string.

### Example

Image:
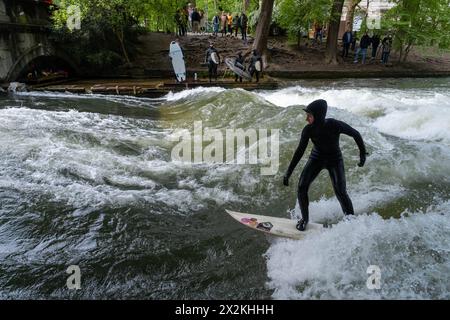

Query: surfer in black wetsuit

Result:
[234,52,245,82]
[249,49,262,83]
[205,43,220,83]
[283,99,367,231]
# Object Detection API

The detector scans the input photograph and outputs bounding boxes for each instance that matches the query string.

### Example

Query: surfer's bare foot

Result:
[296,219,308,232]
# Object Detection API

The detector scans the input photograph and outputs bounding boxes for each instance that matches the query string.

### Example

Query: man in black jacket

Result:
[354,32,371,64]
[283,99,367,231]
[191,8,201,33]
[371,34,381,61]
[342,29,353,58]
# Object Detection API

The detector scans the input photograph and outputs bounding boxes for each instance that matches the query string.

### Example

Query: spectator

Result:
[342,29,353,58]
[351,31,358,51]
[212,13,220,36]
[381,35,393,64]
[227,13,233,35]
[191,8,201,34]
[221,11,227,36]
[232,13,240,38]
[199,10,207,34]
[187,4,193,32]
[240,12,248,43]
[354,31,371,64]
[371,34,381,61]
[315,25,323,45]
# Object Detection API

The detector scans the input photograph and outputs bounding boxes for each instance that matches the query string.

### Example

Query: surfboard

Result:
[255,60,262,72]
[226,209,327,240]
[211,51,220,65]
[169,41,186,82]
[225,58,252,80]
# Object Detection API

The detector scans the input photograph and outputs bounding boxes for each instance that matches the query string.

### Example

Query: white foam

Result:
[289,184,406,223]
[259,86,450,143]
[373,106,450,143]
[0,106,248,213]
[165,87,226,101]
[266,201,450,299]
[12,90,163,103]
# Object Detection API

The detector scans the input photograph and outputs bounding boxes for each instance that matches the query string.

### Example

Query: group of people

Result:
[175,5,207,36]
[233,49,263,83]
[205,43,262,83]
[175,5,249,42]
[342,29,393,64]
[211,12,248,42]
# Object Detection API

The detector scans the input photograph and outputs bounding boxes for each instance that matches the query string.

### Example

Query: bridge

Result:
[0,0,77,84]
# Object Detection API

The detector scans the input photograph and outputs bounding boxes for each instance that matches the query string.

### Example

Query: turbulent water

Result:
[0,78,449,299]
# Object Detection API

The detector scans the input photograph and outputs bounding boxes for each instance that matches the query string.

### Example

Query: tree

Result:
[52,0,142,64]
[276,0,332,48]
[324,0,345,64]
[382,0,450,62]
[345,0,361,32]
[252,0,275,63]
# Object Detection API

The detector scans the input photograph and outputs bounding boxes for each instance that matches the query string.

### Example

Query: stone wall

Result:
[0,0,54,82]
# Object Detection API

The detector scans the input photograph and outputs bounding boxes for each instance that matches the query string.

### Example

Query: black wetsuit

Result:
[284,99,366,224]
[205,47,220,82]
[249,52,262,82]
[234,55,245,82]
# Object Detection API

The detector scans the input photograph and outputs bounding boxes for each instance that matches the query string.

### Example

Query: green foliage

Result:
[85,51,123,72]
[51,0,145,71]
[275,0,332,42]
[381,0,450,61]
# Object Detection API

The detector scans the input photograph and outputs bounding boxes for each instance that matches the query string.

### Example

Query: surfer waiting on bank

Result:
[283,99,367,231]
[249,50,263,83]
[234,52,245,82]
[205,43,220,83]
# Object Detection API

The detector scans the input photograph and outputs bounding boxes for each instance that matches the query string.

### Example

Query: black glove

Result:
[358,152,367,167]
[283,174,290,186]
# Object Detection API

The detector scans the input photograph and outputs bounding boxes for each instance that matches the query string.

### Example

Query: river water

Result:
[0,78,449,299]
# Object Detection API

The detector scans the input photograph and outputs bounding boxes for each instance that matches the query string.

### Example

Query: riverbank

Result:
[2,32,450,95]
[131,32,450,80]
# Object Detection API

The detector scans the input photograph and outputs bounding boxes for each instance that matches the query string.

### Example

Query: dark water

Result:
[0,78,449,299]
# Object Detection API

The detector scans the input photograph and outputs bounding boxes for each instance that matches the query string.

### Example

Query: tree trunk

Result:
[402,42,413,62]
[243,0,250,12]
[345,0,360,32]
[325,0,345,65]
[116,28,131,64]
[398,40,404,63]
[252,0,275,64]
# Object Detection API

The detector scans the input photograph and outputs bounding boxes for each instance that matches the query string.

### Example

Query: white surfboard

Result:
[211,51,220,65]
[226,209,327,240]
[169,41,186,82]
[255,60,262,71]
[225,58,252,80]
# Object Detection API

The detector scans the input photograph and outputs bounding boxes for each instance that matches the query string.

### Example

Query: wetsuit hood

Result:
[303,99,327,124]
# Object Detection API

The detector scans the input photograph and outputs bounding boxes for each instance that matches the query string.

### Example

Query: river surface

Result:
[0,78,449,299]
